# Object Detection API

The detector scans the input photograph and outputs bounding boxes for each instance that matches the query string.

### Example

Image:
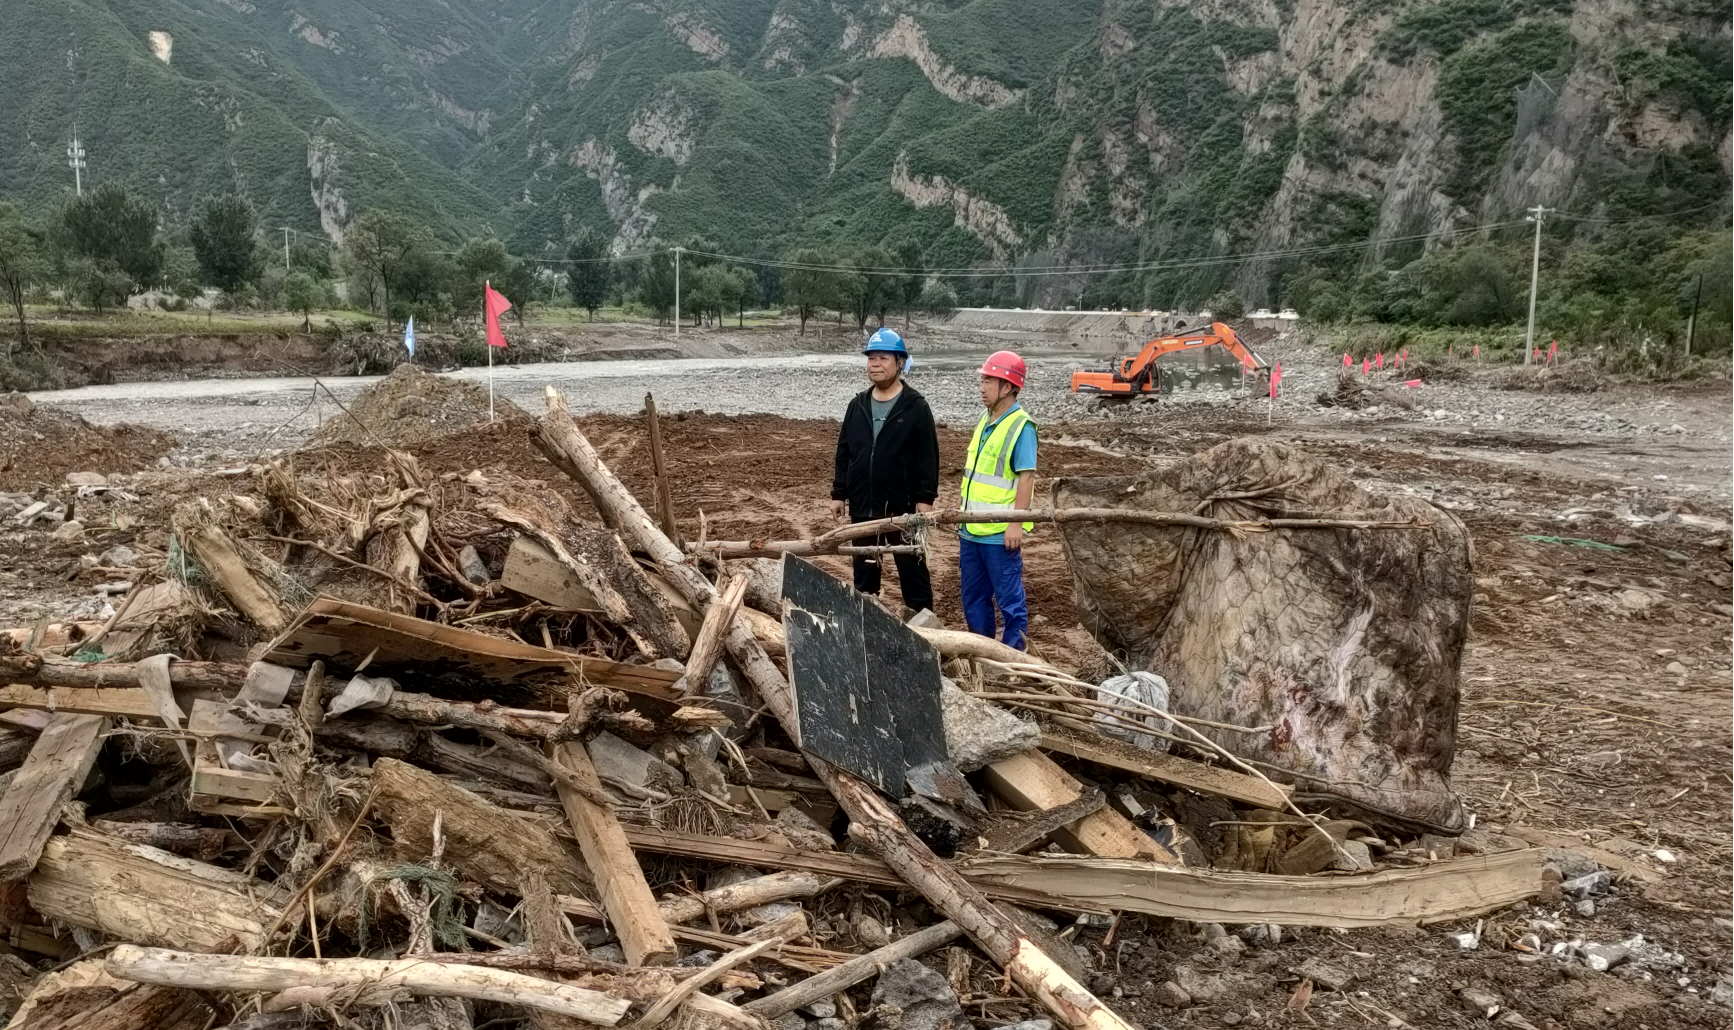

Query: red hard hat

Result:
[980,350,1027,389]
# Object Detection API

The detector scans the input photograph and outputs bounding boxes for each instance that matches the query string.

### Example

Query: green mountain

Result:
[3,0,1728,306]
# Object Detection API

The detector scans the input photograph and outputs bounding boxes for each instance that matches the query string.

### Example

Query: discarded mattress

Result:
[1054,438,1471,833]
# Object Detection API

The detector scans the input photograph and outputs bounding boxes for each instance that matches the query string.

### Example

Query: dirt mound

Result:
[1494,360,1607,393]
[1054,438,1473,833]
[313,365,528,448]
[0,392,177,492]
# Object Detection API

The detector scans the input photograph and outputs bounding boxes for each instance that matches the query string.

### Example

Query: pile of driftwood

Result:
[0,387,1546,1030]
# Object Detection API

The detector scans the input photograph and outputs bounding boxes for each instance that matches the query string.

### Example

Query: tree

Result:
[783,248,831,335]
[919,280,959,318]
[638,245,676,324]
[895,241,925,329]
[0,206,43,355]
[849,246,897,330]
[566,228,611,321]
[1205,289,1245,319]
[688,264,733,326]
[495,259,538,325]
[283,271,322,331]
[342,211,429,329]
[60,184,161,291]
[730,265,760,327]
[189,195,260,293]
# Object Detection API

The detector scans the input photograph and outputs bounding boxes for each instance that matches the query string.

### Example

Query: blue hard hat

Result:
[863,328,908,356]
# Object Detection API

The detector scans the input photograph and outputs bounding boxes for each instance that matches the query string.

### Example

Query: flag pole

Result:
[485,281,494,421]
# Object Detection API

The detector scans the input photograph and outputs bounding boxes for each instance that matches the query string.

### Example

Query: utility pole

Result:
[66,127,86,197]
[1522,205,1552,366]
[282,227,291,270]
[673,245,682,336]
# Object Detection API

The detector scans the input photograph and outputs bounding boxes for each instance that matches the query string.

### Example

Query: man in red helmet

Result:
[957,350,1036,650]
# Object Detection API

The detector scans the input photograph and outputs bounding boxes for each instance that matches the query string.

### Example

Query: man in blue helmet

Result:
[830,327,940,617]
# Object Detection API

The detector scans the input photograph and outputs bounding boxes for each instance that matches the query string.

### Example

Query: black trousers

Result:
[851,530,934,615]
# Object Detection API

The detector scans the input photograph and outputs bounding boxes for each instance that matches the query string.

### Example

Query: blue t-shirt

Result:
[961,404,1036,545]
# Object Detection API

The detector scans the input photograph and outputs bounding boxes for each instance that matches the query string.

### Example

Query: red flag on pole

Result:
[1473,344,1480,360]
[1375,352,1384,369]
[1269,362,1282,399]
[484,282,512,348]
[1343,353,1352,367]
[1548,339,1558,364]
[1361,358,1370,375]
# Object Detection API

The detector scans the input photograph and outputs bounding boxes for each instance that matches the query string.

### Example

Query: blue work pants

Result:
[958,537,1028,651]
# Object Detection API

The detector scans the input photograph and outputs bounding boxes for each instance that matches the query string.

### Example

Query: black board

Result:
[782,554,953,799]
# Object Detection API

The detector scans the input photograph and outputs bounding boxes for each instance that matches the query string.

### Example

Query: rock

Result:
[802,1001,837,1019]
[586,730,684,791]
[1582,945,1631,972]
[1575,899,1596,918]
[1152,981,1191,1008]
[457,544,492,585]
[590,944,626,964]
[1293,958,1353,992]
[812,1020,847,1030]
[1665,661,1689,676]
[1460,986,1503,1014]
[50,519,85,542]
[678,949,721,967]
[907,608,942,629]
[1561,871,1611,898]
[1196,922,1228,940]
[853,913,891,950]
[1709,976,1732,1007]
[771,1012,807,1030]
[1237,923,1281,946]
[993,1021,1052,1030]
[1418,832,1457,858]
[1221,1015,1242,1027]
[1,392,36,417]
[869,958,968,1030]
[1332,839,1374,871]
[1448,931,1480,950]
[1493,1012,1540,1030]
[940,678,1039,771]
[1544,849,1603,882]
[99,545,138,567]
[1172,964,1229,1003]
[64,471,107,487]
[1209,935,1245,958]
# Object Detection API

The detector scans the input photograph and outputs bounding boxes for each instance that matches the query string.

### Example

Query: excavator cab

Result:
[1070,321,1269,399]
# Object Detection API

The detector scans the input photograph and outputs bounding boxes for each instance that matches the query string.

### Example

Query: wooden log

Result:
[655,870,838,927]
[737,609,1031,667]
[104,945,634,1025]
[0,713,106,882]
[644,393,681,547]
[184,524,286,633]
[7,960,213,1030]
[633,937,781,1030]
[687,507,1426,558]
[676,573,747,695]
[536,391,1134,1030]
[549,739,676,967]
[0,655,249,693]
[742,920,964,1018]
[1038,725,1290,810]
[983,751,1176,862]
[28,830,288,951]
[371,757,590,896]
[89,820,227,861]
[0,724,35,770]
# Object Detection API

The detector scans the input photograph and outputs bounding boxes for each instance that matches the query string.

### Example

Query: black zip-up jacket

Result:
[831,383,940,520]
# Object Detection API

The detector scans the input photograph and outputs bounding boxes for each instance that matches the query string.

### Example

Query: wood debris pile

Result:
[0,387,1546,1030]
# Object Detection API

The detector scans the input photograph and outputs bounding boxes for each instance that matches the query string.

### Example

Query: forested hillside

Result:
[2,0,1728,310]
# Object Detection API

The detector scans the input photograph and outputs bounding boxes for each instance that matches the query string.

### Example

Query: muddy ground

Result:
[2,324,1730,1028]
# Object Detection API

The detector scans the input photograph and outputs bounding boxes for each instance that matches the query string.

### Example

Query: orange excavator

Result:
[1069,321,1270,398]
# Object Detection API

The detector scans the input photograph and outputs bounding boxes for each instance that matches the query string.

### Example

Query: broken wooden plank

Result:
[742,920,964,1019]
[676,573,747,695]
[1039,724,1291,810]
[371,757,590,896]
[187,698,284,819]
[0,713,106,882]
[549,740,676,967]
[0,684,156,719]
[104,945,634,1025]
[6,959,213,1030]
[502,534,605,613]
[962,848,1547,928]
[28,830,288,950]
[644,392,681,547]
[980,789,1107,855]
[264,595,680,698]
[984,750,1177,863]
[620,827,1105,914]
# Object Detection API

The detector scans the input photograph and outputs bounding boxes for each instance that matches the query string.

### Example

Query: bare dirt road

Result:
[3,324,1731,1028]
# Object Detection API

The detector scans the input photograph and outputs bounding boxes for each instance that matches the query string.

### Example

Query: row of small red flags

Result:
[1339,338,1558,374]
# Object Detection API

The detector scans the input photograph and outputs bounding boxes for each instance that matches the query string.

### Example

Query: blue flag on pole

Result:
[403,316,416,357]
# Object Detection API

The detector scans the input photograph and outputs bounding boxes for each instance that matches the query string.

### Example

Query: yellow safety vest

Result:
[960,407,1035,537]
